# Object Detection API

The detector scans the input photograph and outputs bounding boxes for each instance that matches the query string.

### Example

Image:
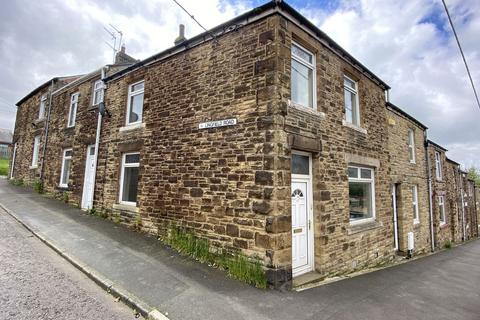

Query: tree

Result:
[467,167,480,187]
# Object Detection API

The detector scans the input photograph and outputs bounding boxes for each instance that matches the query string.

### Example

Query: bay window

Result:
[348,166,375,223]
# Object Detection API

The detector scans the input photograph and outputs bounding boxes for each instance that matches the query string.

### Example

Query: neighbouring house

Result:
[445,158,464,243]
[9,1,478,289]
[0,128,13,159]
[386,102,431,255]
[460,172,478,240]
[41,47,137,207]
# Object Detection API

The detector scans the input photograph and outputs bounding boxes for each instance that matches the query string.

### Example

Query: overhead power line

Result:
[442,0,480,111]
[171,0,217,42]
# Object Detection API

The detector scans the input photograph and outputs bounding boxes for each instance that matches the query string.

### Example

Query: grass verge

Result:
[0,158,9,176]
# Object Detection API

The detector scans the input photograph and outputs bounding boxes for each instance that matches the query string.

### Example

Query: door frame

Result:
[81,144,95,210]
[291,150,315,277]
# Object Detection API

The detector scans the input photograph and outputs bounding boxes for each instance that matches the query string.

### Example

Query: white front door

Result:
[81,145,96,209]
[291,151,314,277]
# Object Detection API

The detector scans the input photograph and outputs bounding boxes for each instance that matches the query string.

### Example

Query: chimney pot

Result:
[174,24,187,45]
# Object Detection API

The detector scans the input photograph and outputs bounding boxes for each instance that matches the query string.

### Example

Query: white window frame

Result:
[291,42,316,109]
[92,80,104,106]
[31,135,40,167]
[408,129,416,164]
[126,80,145,126]
[435,151,442,180]
[348,165,376,224]
[59,148,73,188]
[67,92,79,128]
[412,185,419,224]
[344,75,360,126]
[119,152,140,206]
[438,195,446,225]
[38,94,47,120]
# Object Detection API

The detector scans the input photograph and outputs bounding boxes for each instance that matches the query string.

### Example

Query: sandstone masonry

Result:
[9,1,479,289]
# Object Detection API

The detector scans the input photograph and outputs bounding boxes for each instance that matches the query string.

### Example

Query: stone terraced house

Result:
[386,102,431,255]
[9,1,479,289]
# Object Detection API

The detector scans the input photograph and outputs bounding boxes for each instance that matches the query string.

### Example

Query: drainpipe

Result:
[425,133,435,252]
[89,67,107,209]
[474,185,479,237]
[9,142,17,179]
[39,79,55,183]
[392,184,399,251]
[459,174,466,241]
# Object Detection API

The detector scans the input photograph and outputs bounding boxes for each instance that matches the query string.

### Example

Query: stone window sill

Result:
[342,120,367,134]
[413,221,421,228]
[34,118,45,124]
[440,223,449,229]
[29,165,38,170]
[347,220,383,235]
[119,123,145,132]
[288,101,326,118]
[113,203,139,213]
[56,185,71,191]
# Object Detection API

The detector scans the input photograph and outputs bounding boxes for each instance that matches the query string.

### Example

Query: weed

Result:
[113,216,121,224]
[134,214,142,229]
[166,226,267,288]
[11,178,24,186]
[444,241,452,249]
[32,180,44,194]
[62,192,69,203]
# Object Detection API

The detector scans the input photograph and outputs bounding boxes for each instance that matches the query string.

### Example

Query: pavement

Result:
[1,178,480,320]
[0,199,138,319]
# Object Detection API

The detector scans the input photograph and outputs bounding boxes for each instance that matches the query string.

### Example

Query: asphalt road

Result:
[0,208,139,320]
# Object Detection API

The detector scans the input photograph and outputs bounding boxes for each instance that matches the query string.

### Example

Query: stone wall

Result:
[42,74,101,204]
[427,144,455,248]
[386,108,430,254]
[11,78,76,185]
[444,160,463,243]
[97,16,290,285]
[274,17,395,277]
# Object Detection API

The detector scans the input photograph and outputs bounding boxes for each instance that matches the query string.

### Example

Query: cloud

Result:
[300,0,480,168]
[0,0,478,169]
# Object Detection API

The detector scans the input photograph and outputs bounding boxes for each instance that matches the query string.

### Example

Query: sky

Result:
[0,0,478,168]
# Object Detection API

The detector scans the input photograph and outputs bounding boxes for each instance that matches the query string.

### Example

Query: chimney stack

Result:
[174,24,186,45]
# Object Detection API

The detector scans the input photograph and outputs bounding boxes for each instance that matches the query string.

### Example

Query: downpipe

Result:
[425,133,435,252]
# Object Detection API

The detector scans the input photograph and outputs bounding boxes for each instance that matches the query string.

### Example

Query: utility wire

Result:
[171,0,218,42]
[171,0,207,32]
[442,0,480,111]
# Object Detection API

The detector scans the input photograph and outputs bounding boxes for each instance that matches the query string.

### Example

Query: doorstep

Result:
[292,271,324,289]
